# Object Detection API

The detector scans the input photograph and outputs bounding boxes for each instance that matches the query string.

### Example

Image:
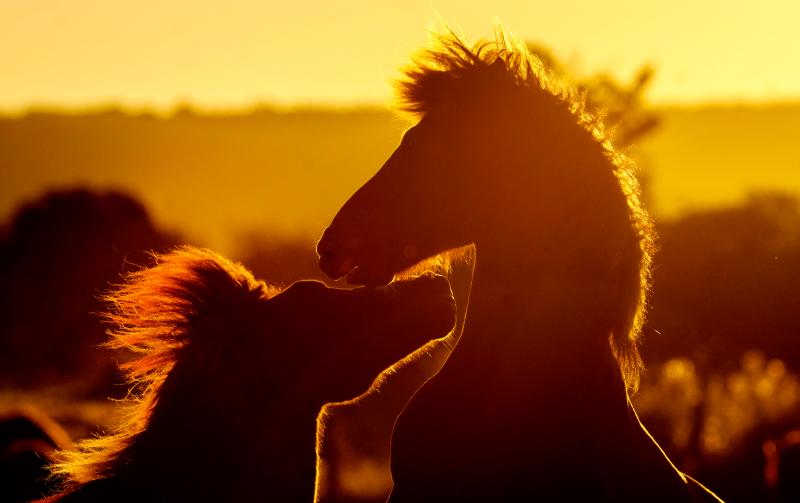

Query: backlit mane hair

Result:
[396,28,655,391]
[51,246,277,486]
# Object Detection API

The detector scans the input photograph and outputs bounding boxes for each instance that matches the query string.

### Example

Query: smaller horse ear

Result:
[491,58,506,71]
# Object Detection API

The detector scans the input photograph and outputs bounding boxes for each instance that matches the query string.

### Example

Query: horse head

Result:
[317,33,647,293]
[317,28,655,390]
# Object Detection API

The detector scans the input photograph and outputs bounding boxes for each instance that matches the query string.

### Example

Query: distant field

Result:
[0,108,407,253]
[639,104,800,218]
[2,104,798,253]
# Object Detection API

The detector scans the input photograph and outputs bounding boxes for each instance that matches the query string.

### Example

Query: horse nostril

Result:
[317,226,365,279]
[319,250,341,279]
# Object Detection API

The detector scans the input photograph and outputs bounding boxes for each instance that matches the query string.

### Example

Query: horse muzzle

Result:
[317,225,372,282]
[317,226,396,286]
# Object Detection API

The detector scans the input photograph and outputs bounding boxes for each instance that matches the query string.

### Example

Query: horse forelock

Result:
[395,26,656,392]
[50,246,276,487]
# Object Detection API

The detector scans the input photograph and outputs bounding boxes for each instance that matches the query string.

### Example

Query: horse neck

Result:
[459,243,635,439]
[456,246,688,488]
[113,387,319,501]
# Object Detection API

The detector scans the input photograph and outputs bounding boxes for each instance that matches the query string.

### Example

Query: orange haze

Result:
[1,1,799,112]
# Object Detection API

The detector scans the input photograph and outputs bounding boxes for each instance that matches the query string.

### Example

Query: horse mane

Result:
[50,246,277,486]
[396,28,655,391]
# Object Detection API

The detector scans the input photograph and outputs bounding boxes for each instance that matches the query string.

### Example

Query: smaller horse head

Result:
[50,246,455,501]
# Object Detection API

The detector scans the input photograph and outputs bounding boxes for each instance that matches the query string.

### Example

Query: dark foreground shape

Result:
[43,246,455,502]
[318,29,723,502]
[0,405,72,502]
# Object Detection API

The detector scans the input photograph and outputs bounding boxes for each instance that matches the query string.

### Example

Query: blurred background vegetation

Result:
[1,46,799,502]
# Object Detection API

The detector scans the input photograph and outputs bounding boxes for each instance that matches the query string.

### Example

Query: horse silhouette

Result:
[44,246,455,502]
[318,29,723,502]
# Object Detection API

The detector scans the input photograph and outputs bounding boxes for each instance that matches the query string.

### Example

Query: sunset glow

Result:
[3,5,800,502]
[1,0,799,113]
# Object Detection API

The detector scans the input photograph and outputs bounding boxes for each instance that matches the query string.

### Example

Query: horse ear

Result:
[490,58,506,72]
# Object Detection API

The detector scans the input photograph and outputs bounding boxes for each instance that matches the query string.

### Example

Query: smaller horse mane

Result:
[396,27,656,392]
[51,246,277,486]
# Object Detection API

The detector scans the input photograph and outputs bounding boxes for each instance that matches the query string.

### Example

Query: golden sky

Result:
[2,0,799,112]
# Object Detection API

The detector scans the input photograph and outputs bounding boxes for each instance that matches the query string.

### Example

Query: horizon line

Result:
[2,96,800,120]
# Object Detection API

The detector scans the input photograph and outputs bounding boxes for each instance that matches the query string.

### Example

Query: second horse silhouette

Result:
[45,247,455,502]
